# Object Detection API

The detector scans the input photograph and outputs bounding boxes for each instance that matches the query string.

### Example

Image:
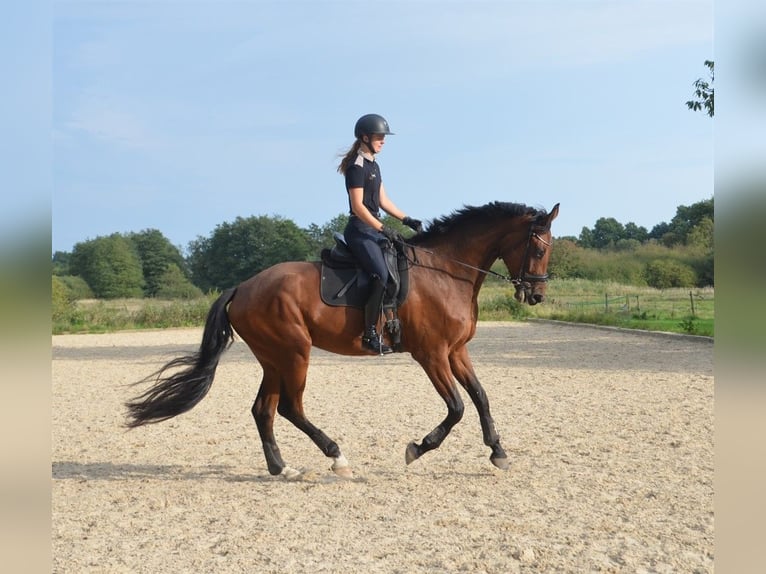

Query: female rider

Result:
[337,113,423,354]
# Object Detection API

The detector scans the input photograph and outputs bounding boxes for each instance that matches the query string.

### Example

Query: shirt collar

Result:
[358,149,375,162]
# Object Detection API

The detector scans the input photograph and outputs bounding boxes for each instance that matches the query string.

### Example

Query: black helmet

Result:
[354,114,394,138]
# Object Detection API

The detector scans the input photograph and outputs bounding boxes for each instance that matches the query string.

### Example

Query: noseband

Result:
[514,224,552,285]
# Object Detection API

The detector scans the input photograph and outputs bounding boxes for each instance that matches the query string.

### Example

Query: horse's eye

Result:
[535,248,546,259]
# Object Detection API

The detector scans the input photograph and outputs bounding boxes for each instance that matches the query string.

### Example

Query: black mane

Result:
[409,202,544,245]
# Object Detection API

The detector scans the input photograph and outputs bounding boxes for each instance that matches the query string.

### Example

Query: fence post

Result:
[690,291,695,316]
[605,293,608,312]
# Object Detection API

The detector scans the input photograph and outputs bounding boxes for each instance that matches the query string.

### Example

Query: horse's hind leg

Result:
[252,367,300,478]
[450,346,509,470]
[276,361,353,478]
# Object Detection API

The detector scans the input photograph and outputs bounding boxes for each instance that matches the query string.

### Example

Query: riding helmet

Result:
[354,114,394,138]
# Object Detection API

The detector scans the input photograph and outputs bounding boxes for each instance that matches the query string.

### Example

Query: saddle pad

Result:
[320,264,366,308]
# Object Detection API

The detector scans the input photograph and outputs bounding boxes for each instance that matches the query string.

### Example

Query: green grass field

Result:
[54,279,714,337]
[478,278,714,337]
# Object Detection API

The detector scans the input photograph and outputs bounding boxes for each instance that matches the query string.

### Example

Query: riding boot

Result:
[362,279,392,355]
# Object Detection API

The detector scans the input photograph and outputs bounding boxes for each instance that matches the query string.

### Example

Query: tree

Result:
[668,198,714,246]
[188,215,311,291]
[52,251,71,276]
[623,222,649,243]
[686,60,714,117]
[69,234,144,298]
[154,264,203,299]
[578,226,595,248]
[687,217,714,250]
[127,229,190,297]
[304,213,349,256]
[591,217,625,248]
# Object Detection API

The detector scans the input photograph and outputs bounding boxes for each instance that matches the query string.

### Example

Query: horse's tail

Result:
[125,287,238,428]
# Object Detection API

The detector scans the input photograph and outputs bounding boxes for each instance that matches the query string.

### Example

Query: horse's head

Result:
[501,203,559,305]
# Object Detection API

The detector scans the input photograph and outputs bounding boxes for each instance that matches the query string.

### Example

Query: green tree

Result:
[591,217,625,248]
[127,229,190,297]
[623,222,648,243]
[154,263,203,299]
[686,60,714,117]
[52,251,71,276]
[687,216,714,250]
[577,226,595,248]
[69,234,144,298]
[188,215,311,291]
[304,213,349,257]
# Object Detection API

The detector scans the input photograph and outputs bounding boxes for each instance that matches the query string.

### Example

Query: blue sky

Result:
[49,0,715,254]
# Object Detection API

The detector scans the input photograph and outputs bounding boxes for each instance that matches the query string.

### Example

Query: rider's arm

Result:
[379,183,407,222]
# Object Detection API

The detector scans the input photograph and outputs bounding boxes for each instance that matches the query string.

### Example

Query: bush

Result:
[52,276,74,322]
[57,275,94,299]
[478,290,530,320]
[644,259,697,289]
[154,264,203,299]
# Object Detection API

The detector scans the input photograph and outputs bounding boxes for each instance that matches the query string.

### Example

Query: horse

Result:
[125,201,560,479]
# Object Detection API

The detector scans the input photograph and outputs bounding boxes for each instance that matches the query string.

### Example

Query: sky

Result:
[43,1,715,253]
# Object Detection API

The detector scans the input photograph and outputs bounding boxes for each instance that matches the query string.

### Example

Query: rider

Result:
[337,113,423,354]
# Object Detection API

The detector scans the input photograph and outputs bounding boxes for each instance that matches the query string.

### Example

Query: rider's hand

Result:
[380,226,404,244]
[402,216,423,233]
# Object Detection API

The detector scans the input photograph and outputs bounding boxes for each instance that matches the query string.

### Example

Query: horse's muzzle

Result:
[514,283,545,305]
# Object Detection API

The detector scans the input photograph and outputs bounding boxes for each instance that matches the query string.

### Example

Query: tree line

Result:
[52,197,714,303]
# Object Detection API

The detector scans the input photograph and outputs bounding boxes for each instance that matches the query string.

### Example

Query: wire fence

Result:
[545,290,714,319]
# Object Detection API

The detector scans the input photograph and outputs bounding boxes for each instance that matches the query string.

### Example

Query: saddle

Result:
[320,233,412,350]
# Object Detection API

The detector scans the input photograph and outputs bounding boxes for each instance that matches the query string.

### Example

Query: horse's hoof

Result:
[490,456,510,470]
[332,465,354,479]
[279,466,302,480]
[405,442,420,465]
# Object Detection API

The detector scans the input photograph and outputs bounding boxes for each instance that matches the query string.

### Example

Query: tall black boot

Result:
[362,279,392,355]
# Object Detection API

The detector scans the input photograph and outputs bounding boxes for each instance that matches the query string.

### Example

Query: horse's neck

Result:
[417,228,504,290]
[435,227,505,271]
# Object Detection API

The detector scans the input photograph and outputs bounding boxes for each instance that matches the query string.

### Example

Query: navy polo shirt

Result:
[345,151,382,219]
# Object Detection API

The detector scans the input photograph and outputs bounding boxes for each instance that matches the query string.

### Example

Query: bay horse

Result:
[125,201,559,479]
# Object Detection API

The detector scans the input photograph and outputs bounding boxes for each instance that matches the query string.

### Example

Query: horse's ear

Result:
[547,203,560,224]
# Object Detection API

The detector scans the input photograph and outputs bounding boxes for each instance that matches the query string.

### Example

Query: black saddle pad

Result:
[320,265,366,308]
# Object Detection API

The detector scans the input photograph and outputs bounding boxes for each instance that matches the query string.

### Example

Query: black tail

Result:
[125,287,238,428]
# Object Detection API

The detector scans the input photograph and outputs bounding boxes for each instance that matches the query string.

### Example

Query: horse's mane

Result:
[409,201,545,245]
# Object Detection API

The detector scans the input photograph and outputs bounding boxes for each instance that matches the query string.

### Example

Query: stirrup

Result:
[362,331,392,355]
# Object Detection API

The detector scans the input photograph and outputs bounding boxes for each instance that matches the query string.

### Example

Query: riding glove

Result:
[402,216,423,233]
[380,226,404,244]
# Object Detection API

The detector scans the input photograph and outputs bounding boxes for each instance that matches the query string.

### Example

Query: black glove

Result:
[380,226,404,244]
[402,216,423,233]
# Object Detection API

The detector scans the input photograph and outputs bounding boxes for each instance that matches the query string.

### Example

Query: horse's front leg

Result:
[450,346,509,470]
[406,352,465,465]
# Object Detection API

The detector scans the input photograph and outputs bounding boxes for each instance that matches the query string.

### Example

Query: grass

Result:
[478,278,714,337]
[53,279,714,338]
[53,294,219,334]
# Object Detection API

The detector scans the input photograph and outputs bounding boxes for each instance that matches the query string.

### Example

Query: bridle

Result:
[401,221,552,288]
[515,224,552,284]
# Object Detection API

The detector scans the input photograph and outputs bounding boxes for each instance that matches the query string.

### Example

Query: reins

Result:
[400,227,552,287]
[401,241,520,284]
